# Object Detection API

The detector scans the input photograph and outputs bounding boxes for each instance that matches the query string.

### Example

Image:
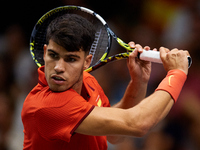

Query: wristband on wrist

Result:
[155,69,187,103]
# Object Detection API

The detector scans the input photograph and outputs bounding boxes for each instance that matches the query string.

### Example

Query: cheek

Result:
[68,60,85,73]
[67,65,83,80]
[44,62,55,81]
[44,65,50,83]
[67,63,84,80]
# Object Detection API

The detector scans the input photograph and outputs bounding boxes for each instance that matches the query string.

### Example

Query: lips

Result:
[51,75,66,84]
[52,76,65,81]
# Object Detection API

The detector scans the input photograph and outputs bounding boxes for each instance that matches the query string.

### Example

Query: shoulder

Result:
[83,72,110,107]
[83,71,103,93]
[83,71,100,86]
[83,71,95,80]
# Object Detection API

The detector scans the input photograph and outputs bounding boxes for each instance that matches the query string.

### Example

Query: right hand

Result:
[127,42,152,83]
[159,47,189,75]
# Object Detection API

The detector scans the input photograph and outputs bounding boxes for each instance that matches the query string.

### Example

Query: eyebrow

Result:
[48,49,58,54]
[47,49,81,58]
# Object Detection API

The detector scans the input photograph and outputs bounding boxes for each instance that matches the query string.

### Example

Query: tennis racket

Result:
[30,5,192,72]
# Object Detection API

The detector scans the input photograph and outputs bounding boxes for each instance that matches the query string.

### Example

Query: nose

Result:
[54,58,65,73]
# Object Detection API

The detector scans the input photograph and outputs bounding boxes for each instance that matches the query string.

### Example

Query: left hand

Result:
[127,42,153,83]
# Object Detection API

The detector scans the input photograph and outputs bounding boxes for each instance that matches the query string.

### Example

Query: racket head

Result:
[30,6,111,68]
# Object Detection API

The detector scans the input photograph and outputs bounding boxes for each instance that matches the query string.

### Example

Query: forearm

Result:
[113,80,148,109]
[78,70,187,143]
[126,69,187,135]
[108,70,186,143]
[108,79,148,144]
[126,90,174,135]
[108,80,148,144]
[108,90,174,144]
[76,90,175,139]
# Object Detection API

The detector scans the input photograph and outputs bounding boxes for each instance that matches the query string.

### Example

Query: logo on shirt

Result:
[96,95,102,107]
[97,98,102,107]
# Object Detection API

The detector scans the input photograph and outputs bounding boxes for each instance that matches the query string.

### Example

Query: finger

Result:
[128,42,135,48]
[144,46,150,51]
[153,48,158,51]
[180,50,190,58]
[185,50,190,57]
[171,48,179,52]
[159,47,169,59]
[127,50,137,68]
[159,47,170,53]
[135,44,143,53]
[131,48,139,58]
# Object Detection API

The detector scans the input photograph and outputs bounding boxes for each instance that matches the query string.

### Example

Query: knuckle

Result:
[135,44,141,48]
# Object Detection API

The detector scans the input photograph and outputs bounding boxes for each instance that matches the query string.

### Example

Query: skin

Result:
[43,39,189,144]
[43,39,92,94]
[75,43,189,144]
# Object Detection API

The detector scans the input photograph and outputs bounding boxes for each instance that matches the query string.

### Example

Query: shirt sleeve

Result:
[34,92,95,142]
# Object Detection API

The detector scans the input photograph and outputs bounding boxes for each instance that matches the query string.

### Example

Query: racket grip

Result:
[138,50,192,68]
[139,50,162,63]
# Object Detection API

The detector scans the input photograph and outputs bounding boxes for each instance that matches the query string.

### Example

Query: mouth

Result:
[52,76,65,81]
[51,75,66,83]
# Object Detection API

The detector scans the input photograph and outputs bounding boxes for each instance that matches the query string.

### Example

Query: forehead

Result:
[47,39,85,56]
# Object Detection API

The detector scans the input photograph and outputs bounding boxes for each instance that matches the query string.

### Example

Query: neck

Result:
[71,74,84,95]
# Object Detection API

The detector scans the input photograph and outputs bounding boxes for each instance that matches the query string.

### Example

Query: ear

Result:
[83,54,93,70]
[43,44,47,61]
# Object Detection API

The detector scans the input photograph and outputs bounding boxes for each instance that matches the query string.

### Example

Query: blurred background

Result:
[0,0,200,149]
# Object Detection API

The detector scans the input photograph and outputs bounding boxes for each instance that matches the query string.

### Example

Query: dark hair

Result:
[46,14,96,52]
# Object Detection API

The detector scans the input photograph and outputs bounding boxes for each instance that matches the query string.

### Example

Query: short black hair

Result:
[46,14,96,52]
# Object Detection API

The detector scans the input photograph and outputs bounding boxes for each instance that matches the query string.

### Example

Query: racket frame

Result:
[30,5,192,72]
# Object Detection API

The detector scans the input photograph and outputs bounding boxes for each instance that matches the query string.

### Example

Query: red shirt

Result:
[21,66,110,150]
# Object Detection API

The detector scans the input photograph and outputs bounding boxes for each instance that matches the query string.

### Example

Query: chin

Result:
[49,85,69,92]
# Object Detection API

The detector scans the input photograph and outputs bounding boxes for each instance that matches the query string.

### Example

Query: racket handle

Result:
[138,50,192,68]
[139,50,162,63]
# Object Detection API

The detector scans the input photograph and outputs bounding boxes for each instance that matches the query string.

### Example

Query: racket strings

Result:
[31,6,110,68]
[89,29,102,65]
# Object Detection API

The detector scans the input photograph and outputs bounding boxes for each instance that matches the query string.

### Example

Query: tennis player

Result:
[21,14,189,150]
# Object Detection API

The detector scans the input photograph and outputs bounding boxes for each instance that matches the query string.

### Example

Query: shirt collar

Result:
[82,72,95,96]
[38,66,48,87]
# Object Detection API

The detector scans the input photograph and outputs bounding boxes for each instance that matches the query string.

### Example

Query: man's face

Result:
[43,39,91,93]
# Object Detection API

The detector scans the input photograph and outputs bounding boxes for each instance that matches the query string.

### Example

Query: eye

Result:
[49,53,59,59]
[65,57,76,62]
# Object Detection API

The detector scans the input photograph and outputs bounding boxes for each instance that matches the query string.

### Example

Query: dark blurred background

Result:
[0,0,200,149]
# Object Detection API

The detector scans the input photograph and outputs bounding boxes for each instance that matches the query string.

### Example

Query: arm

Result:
[107,43,152,143]
[75,46,189,141]
[114,42,152,109]
[75,90,173,137]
